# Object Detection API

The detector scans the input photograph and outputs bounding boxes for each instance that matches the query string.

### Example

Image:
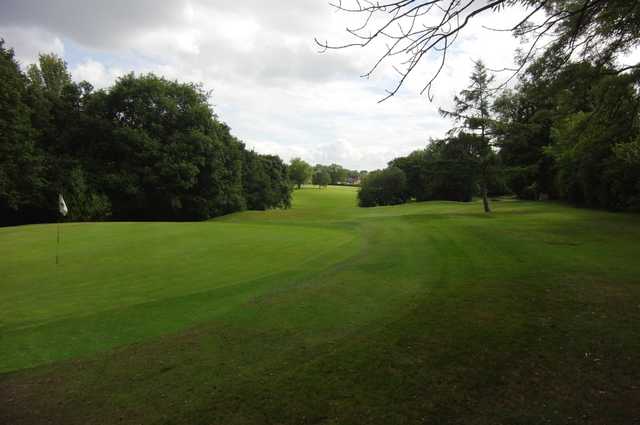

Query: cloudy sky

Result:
[0,0,528,170]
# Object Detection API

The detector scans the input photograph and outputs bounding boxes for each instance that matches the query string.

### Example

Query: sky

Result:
[0,0,529,170]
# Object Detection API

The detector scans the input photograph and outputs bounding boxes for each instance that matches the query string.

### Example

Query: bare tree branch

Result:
[316,0,640,102]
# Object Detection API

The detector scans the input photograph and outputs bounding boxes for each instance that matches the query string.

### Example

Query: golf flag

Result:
[58,193,68,216]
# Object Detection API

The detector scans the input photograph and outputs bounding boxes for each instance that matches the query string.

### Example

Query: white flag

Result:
[58,193,68,216]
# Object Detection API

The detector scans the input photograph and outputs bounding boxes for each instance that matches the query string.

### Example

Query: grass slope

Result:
[1,186,639,424]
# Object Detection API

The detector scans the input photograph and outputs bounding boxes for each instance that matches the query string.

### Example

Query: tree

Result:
[24,52,98,222]
[327,163,348,185]
[493,53,640,210]
[289,158,312,189]
[390,137,479,203]
[317,1,640,101]
[545,71,640,209]
[243,152,292,210]
[345,169,363,185]
[27,53,71,97]
[0,40,46,225]
[440,61,497,212]
[389,149,432,201]
[493,57,599,199]
[312,169,331,188]
[358,167,409,207]
[0,44,294,226]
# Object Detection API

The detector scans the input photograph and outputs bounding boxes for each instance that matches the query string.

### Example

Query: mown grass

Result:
[1,187,639,424]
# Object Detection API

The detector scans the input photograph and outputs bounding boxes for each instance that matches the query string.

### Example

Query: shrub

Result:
[358,167,409,207]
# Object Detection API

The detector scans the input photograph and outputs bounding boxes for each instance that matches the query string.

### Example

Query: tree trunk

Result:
[481,183,491,213]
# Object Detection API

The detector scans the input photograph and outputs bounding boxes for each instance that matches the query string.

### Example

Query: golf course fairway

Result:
[1,186,639,424]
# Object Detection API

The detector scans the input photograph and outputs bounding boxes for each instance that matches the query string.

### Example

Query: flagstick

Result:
[56,193,68,265]
[56,218,60,265]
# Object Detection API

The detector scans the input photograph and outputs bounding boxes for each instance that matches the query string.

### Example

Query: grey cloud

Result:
[0,0,329,49]
[0,0,188,48]
[201,0,328,33]
[0,0,358,85]
[0,26,64,65]
[194,40,358,85]
[259,45,357,83]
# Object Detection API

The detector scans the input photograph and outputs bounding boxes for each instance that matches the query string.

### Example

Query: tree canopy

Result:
[312,169,331,188]
[495,55,640,209]
[342,0,640,212]
[359,47,640,211]
[289,158,313,189]
[0,42,292,226]
[311,164,364,186]
[358,167,409,207]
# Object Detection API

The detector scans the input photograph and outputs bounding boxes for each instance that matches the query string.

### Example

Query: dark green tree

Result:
[391,135,482,204]
[243,151,292,210]
[0,44,294,226]
[289,158,312,189]
[358,167,409,207]
[440,61,497,212]
[494,53,640,210]
[546,72,640,209]
[0,40,46,225]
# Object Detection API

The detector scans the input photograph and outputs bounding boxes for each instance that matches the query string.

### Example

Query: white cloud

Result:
[71,59,125,89]
[0,26,64,66]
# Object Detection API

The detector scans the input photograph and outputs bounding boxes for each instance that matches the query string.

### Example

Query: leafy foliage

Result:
[0,47,292,226]
[360,51,640,213]
[289,158,312,189]
[312,169,331,188]
[358,167,409,207]
[363,63,500,211]
[496,55,640,210]
[440,61,497,212]
[312,164,361,186]
[0,41,46,224]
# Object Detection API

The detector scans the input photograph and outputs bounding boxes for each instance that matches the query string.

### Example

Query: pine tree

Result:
[440,60,496,213]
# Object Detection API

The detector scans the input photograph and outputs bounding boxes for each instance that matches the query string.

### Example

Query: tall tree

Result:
[0,43,294,226]
[0,40,46,225]
[440,61,496,212]
[493,53,640,210]
[27,53,72,97]
[289,158,312,189]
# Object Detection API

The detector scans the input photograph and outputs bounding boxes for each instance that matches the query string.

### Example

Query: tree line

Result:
[0,42,292,226]
[314,0,640,212]
[358,55,640,211]
[289,159,367,189]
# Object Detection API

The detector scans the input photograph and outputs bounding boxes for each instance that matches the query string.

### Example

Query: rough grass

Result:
[1,187,639,424]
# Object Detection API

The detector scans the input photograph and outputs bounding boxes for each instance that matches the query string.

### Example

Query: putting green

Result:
[0,216,356,371]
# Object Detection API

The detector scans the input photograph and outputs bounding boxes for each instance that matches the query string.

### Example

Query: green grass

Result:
[2,186,640,424]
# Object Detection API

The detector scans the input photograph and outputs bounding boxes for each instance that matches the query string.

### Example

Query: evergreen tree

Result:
[440,60,496,213]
